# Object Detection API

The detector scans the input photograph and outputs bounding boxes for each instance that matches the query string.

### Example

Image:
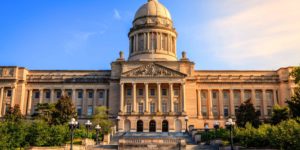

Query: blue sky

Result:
[0,0,299,70]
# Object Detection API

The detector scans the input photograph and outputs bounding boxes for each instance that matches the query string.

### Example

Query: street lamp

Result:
[184,116,189,133]
[68,118,78,150]
[116,116,121,132]
[213,121,220,139]
[204,124,210,145]
[225,118,235,150]
[95,124,101,145]
[85,120,92,139]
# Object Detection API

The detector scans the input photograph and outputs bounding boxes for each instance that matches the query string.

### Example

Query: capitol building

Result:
[0,0,296,133]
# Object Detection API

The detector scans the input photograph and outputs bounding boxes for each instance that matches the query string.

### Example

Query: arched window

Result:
[130,37,134,53]
[162,120,169,132]
[150,32,157,50]
[138,33,144,51]
[137,120,143,132]
[149,120,156,132]
[162,33,168,51]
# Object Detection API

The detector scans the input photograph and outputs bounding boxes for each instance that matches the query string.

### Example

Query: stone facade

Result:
[0,0,297,133]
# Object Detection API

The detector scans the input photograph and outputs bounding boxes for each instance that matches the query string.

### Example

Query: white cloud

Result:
[202,0,300,69]
[114,9,121,20]
[64,31,98,53]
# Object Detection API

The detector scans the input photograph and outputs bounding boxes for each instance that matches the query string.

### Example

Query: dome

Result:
[134,0,172,21]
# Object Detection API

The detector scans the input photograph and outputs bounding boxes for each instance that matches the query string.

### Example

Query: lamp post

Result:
[204,124,210,145]
[225,118,235,150]
[95,124,101,145]
[184,116,189,133]
[116,116,121,132]
[213,121,220,139]
[68,118,78,150]
[85,120,92,139]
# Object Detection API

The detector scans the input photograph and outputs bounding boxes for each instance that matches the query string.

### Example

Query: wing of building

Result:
[0,0,297,132]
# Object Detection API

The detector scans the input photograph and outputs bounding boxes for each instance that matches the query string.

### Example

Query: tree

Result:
[236,99,261,128]
[92,106,113,134]
[286,88,300,118]
[4,104,24,122]
[271,105,290,125]
[51,96,77,125]
[32,103,55,123]
[290,66,300,84]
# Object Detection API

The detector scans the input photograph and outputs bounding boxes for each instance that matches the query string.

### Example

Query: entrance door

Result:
[137,120,143,132]
[149,120,156,132]
[162,120,169,132]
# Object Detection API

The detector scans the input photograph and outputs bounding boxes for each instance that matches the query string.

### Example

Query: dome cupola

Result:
[128,0,177,61]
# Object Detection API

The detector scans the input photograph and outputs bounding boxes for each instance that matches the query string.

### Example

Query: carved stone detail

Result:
[122,63,185,78]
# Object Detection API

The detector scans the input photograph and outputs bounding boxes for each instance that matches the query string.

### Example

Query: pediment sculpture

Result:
[122,63,186,78]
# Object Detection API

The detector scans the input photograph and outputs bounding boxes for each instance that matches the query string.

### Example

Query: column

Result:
[273,89,278,105]
[251,89,256,106]
[61,89,65,97]
[27,89,33,115]
[82,89,86,116]
[197,89,202,118]
[93,89,97,112]
[133,83,137,113]
[169,83,174,113]
[157,83,161,112]
[120,83,124,112]
[218,89,224,119]
[39,89,43,104]
[208,89,213,118]
[50,89,55,103]
[72,89,76,105]
[229,89,235,116]
[240,89,245,104]
[145,83,149,113]
[262,89,267,117]
[181,83,186,113]
[0,87,4,117]
[11,87,16,107]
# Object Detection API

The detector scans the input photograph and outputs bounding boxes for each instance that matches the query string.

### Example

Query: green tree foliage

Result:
[236,99,261,128]
[92,106,113,134]
[290,66,300,84]
[286,88,300,118]
[0,121,29,149]
[32,103,55,123]
[271,105,290,125]
[51,96,77,125]
[4,104,24,122]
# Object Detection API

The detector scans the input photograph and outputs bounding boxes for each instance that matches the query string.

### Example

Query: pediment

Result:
[122,63,186,78]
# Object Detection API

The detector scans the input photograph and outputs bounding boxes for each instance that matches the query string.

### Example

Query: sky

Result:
[0,0,299,70]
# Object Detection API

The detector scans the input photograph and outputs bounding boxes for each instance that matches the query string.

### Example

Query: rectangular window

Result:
[174,103,179,113]
[138,33,144,51]
[67,91,72,97]
[88,91,93,99]
[127,88,132,96]
[212,91,217,99]
[213,106,218,117]
[35,91,40,99]
[150,89,155,96]
[138,89,143,96]
[126,103,132,113]
[202,107,207,117]
[99,91,104,99]
[162,89,167,96]
[235,106,239,115]
[56,91,61,99]
[174,89,179,96]
[224,107,229,117]
[234,91,240,106]
[7,90,12,97]
[138,103,144,113]
[162,102,167,113]
[244,90,251,101]
[150,103,156,113]
[267,106,272,116]
[77,106,82,116]
[45,91,51,99]
[78,91,83,99]
[87,106,93,116]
